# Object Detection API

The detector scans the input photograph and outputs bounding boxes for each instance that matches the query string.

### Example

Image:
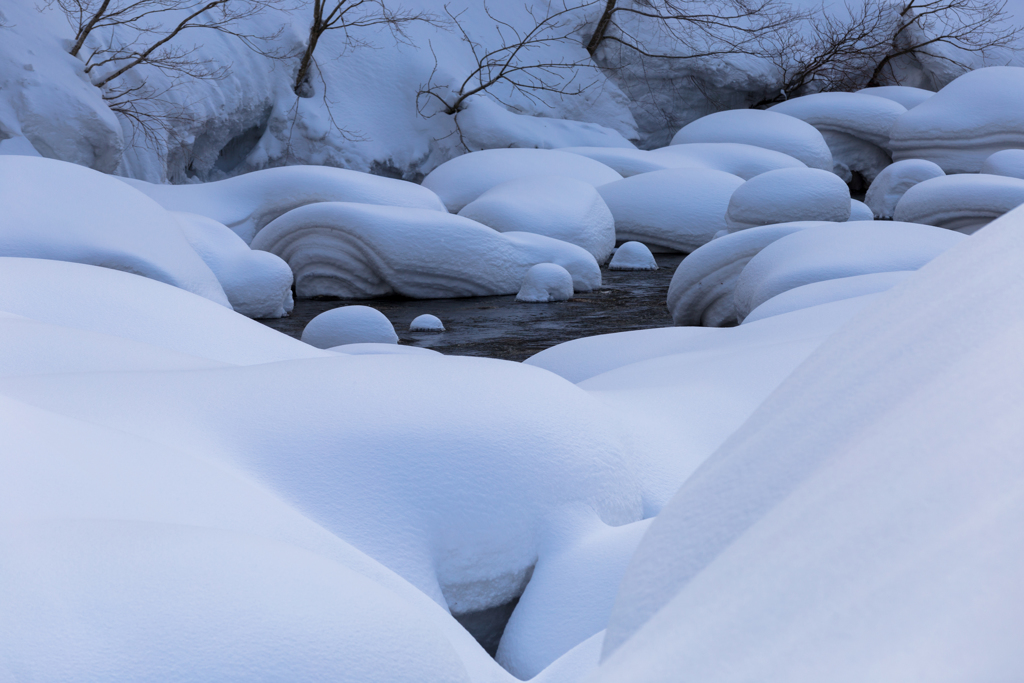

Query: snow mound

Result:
[250,202,600,299]
[857,85,935,109]
[0,156,229,307]
[595,203,1024,682]
[670,110,833,171]
[124,165,447,244]
[770,92,906,183]
[458,176,615,263]
[421,149,623,213]
[848,200,874,221]
[409,314,445,332]
[864,159,945,219]
[744,270,914,323]
[0,258,327,365]
[666,222,831,327]
[980,148,1024,179]
[732,221,965,320]
[174,212,293,319]
[598,168,745,252]
[559,147,693,177]
[330,343,443,356]
[609,242,658,271]
[649,142,807,180]
[893,173,1024,233]
[517,263,575,303]
[890,66,1024,172]
[301,306,399,349]
[725,168,851,230]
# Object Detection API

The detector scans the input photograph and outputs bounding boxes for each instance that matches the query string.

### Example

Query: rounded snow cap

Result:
[609,242,658,271]
[301,305,398,348]
[726,167,851,230]
[516,263,574,303]
[409,314,445,332]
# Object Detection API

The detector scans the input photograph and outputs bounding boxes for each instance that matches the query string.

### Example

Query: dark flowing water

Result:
[258,254,684,362]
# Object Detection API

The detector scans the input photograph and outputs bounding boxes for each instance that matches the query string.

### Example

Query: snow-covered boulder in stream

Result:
[598,168,745,252]
[409,314,445,332]
[301,306,399,349]
[649,142,807,179]
[893,173,1024,233]
[609,242,658,271]
[250,202,601,298]
[743,270,913,323]
[516,263,575,303]
[725,168,851,230]
[857,85,934,109]
[980,148,1024,179]
[864,159,945,219]
[848,200,874,222]
[421,149,622,213]
[458,176,616,263]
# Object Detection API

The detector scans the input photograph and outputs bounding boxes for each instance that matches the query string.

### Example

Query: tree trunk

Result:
[585,0,617,56]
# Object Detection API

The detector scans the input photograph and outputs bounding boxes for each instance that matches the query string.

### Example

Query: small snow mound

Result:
[857,85,935,109]
[743,271,914,323]
[893,173,1024,233]
[609,242,658,270]
[848,200,874,222]
[410,314,445,332]
[670,109,833,171]
[650,142,807,179]
[301,306,398,348]
[865,159,945,219]
[517,264,575,303]
[726,168,851,230]
[980,149,1024,179]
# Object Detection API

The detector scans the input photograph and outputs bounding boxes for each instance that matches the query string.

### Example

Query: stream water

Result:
[258,254,685,361]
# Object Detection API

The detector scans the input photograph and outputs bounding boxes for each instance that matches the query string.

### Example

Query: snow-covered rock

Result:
[301,306,399,348]
[421,149,622,213]
[649,142,807,179]
[609,242,658,271]
[770,92,906,183]
[670,110,833,171]
[744,271,913,323]
[458,176,615,263]
[0,156,230,307]
[174,212,294,319]
[848,199,874,222]
[124,165,447,244]
[864,159,945,219]
[857,85,934,109]
[409,314,445,332]
[250,202,601,299]
[725,168,851,230]
[598,168,745,252]
[893,173,1024,232]
[980,148,1024,179]
[517,263,575,303]
[732,221,965,321]
[330,342,443,357]
[890,66,1024,172]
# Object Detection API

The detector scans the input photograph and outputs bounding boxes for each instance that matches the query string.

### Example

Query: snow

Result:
[890,66,1024,173]
[301,306,399,348]
[174,212,294,319]
[598,168,745,252]
[593,203,1024,683]
[769,92,906,183]
[421,149,623,213]
[410,314,446,332]
[649,142,807,180]
[864,159,945,219]
[123,165,447,244]
[848,199,874,221]
[330,343,443,357]
[457,176,616,263]
[893,173,1024,233]
[857,85,935,109]
[670,110,833,172]
[516,263,575,303]
[608,242,658,271]
[0,156,229,307]
[743,271,913,323]
[249,202,601,299]
[725,168,851,230]
[732,221,965,320]
[980,148,1024,179]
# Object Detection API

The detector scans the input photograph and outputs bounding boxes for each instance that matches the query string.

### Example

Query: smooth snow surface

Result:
[301,306,399,348]
[516,263,575,303]
[857,85,935,109]
[893,173,1024,232]
[864,159,945,219]
[250,202,600,299]
[890,66,1024,172]
[743,271,913,322]
[670,110,833,171]
[848,200,874,221]
[595,204,1024,683]
[646,142,807,179]
[409,314,446,332]
[980,148,1024,179]
[458,176,615,263]
[609,242,658,271]
[0,156,229,307]
[330,343,443,357]
[725,168,851,230]
[421,149,622,213]
[124,165,447,244]
[598,168,745,252]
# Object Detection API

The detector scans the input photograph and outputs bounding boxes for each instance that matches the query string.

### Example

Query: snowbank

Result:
[251,202,601,299]
[517,263,575,302]
[864,159,945,219]
[650,142,807,179]
[893,173,1024,232]
[725,168,851,230]
[302,306,399,348]
[598,168,745,252]
[980,148,1024,179]
[857,85,934,109]
[743,270,913,323]
[458,176,616,263]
